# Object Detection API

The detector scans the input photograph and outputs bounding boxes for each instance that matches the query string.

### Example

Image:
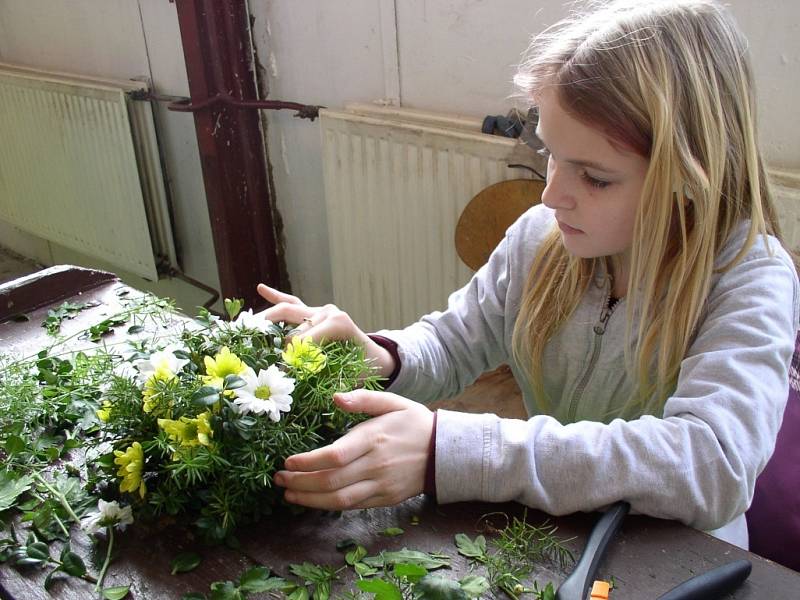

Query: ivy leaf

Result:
[356,578,403,600]
[458,575,490,598]
[60,549,86,577]
[102,585,131,600]
[415,575,468,600]
[379,527,404,537]
[0,472,33,511]
[193,386,222,406]
[454,534,487,559]
[393,562,428,583]
[171,552,202,574]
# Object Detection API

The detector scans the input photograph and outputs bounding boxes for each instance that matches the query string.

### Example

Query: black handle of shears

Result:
[656,559,752,600]
[554,501,630,600]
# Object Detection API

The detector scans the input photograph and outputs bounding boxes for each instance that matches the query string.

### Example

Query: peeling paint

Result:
[281,133,291,176]
[269,52,279,79]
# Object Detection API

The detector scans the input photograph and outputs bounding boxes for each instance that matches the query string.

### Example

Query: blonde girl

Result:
[259,0,798,549]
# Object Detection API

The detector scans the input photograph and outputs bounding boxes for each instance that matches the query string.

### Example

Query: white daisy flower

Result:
[80,499,134,534]
[233,365,295,422]
[133,348,189,384]
[226,309,274,333]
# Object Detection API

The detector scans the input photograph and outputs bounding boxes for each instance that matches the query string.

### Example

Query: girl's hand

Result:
[273,390,434,510]
[256,284,396,378]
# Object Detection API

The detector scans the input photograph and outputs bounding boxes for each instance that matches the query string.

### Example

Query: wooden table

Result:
[1,266,799,599]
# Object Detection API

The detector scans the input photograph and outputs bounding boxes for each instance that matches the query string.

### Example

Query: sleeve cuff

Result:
[367,333,401,389]
[424,410,438,498]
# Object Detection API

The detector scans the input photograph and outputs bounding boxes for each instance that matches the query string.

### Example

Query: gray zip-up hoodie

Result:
[379,204,799,548]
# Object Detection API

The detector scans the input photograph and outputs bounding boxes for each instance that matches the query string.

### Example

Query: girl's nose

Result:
[540,160,575,210]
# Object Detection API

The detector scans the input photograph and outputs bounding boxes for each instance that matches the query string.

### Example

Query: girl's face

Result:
[535,89,650,285]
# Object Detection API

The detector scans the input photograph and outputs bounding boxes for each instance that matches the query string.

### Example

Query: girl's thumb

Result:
[333,390,407,416]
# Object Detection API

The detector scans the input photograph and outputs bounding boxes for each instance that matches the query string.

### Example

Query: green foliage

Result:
[42,300,94,335]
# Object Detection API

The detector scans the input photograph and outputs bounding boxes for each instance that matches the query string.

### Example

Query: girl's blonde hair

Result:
[511,0,786,415]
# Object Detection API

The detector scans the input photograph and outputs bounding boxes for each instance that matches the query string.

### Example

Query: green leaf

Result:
[171,552,202,575]
[336,538,358,551]
[224,298,244,321]
[393,562,428,583]
[458,575,490,599]
[0,472,33,511]
[127,325,145,335]
[4,435,26,455]
[192,386,222,406]
[354,562,378,577]
[379,527,404,537]
[356,578,402,600]
[454,534,487,559]
[415,575,468,600]
[345,545,367,565]
[223,374,246,390]
[26,541,50,561]
[540,582,556,600]
[287,587,310,600]
[60,550,86,577]
[363,549,450,570]
[290,562,328,583]
[102,585,132,600]
[238,566,279,592]
[209,581,243,600]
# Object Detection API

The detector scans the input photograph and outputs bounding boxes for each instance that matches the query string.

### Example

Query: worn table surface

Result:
[1,266,799,599]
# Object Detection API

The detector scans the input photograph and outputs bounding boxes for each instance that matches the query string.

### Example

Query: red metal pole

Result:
[173,0,287,310]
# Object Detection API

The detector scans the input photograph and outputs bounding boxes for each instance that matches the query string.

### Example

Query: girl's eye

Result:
[582,171,611,189]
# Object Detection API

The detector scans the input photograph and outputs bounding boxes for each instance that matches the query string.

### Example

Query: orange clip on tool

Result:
[590,580,611,599]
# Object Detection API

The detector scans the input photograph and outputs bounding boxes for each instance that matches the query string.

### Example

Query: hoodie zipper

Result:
[566,289,618,422]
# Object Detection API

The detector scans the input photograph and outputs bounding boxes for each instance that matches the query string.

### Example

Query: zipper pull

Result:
[593,309,612,335]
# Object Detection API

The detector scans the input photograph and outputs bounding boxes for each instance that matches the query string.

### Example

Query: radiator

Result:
[0,63,176,280]
[320,104,532,332]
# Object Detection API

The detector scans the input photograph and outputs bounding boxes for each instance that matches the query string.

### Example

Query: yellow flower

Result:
[114,442,146,499]
[157,411,214,457]
[142,367,177,416]
[282,337,326,376]
[96,400,112,422]
[202,347,249,389]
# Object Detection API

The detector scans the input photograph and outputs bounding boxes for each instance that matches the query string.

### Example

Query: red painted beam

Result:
[173,0,287,310]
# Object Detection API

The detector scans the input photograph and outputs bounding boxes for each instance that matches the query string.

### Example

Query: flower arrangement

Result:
[0,293,381,593]
[90,300,380,541]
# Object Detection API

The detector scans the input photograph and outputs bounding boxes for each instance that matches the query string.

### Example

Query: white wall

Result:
[0,0,220,313]
[1,1,797,312]
[254,0,800,308]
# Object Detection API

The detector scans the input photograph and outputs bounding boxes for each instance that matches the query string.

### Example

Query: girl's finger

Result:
[275,452,373,493]
[283,426,374,472]
[256,283,305,306]
[259,302,315,325]
[283,479,378,510]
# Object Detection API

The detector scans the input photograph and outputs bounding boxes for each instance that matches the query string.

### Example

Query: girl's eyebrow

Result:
[535,125,619,175]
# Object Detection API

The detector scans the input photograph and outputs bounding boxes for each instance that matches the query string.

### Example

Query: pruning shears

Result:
[554,502,752,600]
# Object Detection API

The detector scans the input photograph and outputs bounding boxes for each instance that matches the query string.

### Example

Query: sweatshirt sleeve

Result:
[434,246,799,531]
[375,208,538,403]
